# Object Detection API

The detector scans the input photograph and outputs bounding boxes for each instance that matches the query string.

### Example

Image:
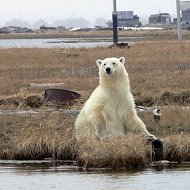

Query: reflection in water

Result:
[0,161,190,190]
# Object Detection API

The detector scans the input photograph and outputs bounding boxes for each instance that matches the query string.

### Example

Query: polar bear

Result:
[75,57,156,141]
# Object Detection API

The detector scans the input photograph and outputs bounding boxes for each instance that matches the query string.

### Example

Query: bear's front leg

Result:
[127,112,157,140]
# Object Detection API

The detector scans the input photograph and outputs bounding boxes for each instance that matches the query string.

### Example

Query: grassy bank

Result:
[0,41,190,168]
[0,30,190,40]
[1,111,190,169]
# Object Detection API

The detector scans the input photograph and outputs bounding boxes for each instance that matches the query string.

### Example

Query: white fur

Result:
[75,57,156,140]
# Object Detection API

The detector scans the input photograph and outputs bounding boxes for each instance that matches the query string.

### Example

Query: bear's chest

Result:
[104,93,129,120]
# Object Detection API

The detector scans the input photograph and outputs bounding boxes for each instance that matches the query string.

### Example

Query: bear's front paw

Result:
[98,135,112,142]
[147,134,157,142]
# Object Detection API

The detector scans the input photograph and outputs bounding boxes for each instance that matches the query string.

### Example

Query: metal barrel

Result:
[151,138,164,161]
[44,89,81,106]
[151,138,163,152]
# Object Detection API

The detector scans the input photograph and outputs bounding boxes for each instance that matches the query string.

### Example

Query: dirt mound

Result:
[1,90,190,108]
[159,91,190,105]
[135,90,190,107]
[0,95,43,108]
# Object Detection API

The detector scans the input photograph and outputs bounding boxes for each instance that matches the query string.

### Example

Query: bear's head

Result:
[96,57,127,80]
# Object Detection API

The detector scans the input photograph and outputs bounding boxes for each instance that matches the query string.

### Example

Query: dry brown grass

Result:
[0,112,76,160]
[0,108,189,168]
[5,127,75,160]
[77,135,151,169]
[0,40,190,167]
[0,30,190,40]
[0,110,190,168]
[1,41,190,104]
[0,30,115,39]
[164,134,190,162]
[0,112,152,169]
[139,107,190,137]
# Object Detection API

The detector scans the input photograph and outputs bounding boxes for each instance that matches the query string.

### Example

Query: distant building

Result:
[107,11,140,28]
[0,26,34,33]
[117,11,134,19]
[182,9,190,24]
[149,13,171,24]
[173,9,190,29]
[40,25,56,30]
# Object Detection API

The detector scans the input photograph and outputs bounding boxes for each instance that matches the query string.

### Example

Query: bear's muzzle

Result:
[106,67,112,74]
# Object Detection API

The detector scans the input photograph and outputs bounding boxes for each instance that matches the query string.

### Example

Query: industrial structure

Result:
[181,9,190,24]
[149,13,171,24]
[107,11,141,28]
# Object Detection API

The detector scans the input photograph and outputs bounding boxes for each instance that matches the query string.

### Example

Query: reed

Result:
[164,134,190,162]
[5,128,75,160]
[0,108,190,168]
[1,113,76,160]
[77,135,151,169]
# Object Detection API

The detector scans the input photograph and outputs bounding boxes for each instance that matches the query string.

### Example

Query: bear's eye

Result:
[103,63,106,66]
[112,62,116,65]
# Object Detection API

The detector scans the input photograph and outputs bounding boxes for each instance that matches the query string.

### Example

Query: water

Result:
[0,160,190,190]
[0,37,149,48]
[0,38,112,48]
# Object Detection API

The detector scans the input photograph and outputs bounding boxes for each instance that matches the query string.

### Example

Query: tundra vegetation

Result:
[0,38,190,169]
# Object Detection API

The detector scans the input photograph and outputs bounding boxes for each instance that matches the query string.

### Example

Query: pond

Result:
[0,160,190,190]
[0,36,149,48]
[0,38,112,48]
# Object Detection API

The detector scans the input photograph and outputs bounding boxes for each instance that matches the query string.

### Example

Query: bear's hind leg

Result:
[88,111,109,141]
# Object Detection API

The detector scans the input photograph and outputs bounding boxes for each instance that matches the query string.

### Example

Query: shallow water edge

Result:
[0,160,190,190]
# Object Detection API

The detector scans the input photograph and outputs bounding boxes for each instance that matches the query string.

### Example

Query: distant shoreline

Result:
[0,30,190,40]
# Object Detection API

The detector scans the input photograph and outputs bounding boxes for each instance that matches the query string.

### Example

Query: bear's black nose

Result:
[106,67,111,74]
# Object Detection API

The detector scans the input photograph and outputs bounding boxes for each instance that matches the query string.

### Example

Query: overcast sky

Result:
[0,0,177,24]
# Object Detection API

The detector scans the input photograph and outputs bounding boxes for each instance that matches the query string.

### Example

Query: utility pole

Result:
[112,0,118,44]
[176,0,182,40]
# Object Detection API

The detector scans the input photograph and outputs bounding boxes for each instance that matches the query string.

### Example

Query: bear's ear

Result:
[119,57,125,65]
[96,59,102,67]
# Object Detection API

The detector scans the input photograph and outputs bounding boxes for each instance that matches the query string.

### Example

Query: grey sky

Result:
[0,0,177,24]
